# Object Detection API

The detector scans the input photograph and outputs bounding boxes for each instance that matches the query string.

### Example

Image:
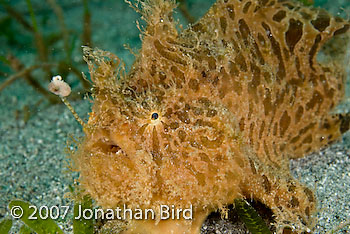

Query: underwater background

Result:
[0,0,350,233]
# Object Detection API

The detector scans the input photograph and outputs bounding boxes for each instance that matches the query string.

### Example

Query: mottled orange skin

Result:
[73,0,350,233]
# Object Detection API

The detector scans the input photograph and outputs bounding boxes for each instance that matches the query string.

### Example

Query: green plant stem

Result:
[178,0,195,24]
[25,0,38,32]
[82,0,92,47]
[8,200,64,234]
[73,196,94,234]
[0,218,12,234]
[25,0,49,65]
[0,63,53,92]
[0,1,33,32]
[47,0,71,63]
[234,199,271,234]
[4,54,58,103]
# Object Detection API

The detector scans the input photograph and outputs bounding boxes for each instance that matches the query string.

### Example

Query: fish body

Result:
[74,0,350,233]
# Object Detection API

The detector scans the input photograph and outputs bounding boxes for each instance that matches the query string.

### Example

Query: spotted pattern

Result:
[76,0,350,233]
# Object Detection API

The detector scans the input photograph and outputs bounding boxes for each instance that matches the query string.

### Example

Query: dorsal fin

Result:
[133,0,178,38]
[127,0,190,92]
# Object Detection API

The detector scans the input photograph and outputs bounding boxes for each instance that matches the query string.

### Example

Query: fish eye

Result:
[151,112,159,120]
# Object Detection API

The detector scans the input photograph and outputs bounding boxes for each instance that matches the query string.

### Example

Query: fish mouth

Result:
[89,127,138,159]
[91,139,126,156]
[105,142,129,157]
[88,128,129,156]
[108,144,122,154]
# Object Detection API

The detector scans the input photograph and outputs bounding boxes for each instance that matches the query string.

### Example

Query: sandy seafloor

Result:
[0,0,350,233]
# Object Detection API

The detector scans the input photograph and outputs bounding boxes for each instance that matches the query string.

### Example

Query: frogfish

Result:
[70,0,350,233]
